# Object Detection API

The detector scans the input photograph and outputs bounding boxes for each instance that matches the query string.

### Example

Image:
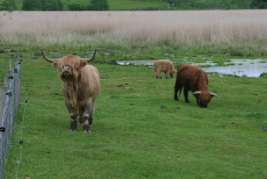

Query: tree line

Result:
[166,0,267,9]
[0,0,109,10]
[0,0,266,10]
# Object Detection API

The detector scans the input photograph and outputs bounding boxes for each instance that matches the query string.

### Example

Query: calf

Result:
[174,64,216,108]
[41,50,100,133]
[153,60,176,79]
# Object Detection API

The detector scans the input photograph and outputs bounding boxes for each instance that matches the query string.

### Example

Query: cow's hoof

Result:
[70,121,77,130]
[69,129,76,133]
[83,124,91,133]
[84,130,92,135]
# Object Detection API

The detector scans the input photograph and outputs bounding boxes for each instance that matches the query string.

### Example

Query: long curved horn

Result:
[209,92,217,97]
[193,91,202,95]
[41,50,54,63]
[81,49,96,63]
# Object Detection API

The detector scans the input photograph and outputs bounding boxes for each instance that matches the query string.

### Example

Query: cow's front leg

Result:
[70,113,78,131]
[66,102,78,131]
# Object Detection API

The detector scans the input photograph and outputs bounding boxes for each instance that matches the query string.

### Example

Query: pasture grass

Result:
[4,48,267,179]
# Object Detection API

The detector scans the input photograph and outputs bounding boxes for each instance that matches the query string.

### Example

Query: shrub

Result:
[88,0,109,10]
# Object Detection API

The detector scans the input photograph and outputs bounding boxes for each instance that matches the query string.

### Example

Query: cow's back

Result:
[154,60,173,72]
[177,64,207,90]
[80,65,101,98]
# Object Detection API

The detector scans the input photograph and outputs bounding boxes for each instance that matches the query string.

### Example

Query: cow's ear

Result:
[53,61,59,69]
[79,61,87,69]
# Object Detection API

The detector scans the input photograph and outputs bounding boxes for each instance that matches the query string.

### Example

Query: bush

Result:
[68,3,86,11]
[22,0,63,10]
[42,0,63,10]
[250,0,267,8]
[22,0,42,10]
[0,0,17,10]
[88,0,109,10]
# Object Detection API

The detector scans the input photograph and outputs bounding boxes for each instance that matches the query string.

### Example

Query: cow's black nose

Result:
[61,71,72,80]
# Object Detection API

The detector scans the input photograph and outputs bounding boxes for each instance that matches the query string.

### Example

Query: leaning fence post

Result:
[0,55,21,179]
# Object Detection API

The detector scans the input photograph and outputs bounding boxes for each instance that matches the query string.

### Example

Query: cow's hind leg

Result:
[89,98,96,125]
[82,99,95,134]
[165,71,169,79]
[82,114,91,133]
[184,88,189,103]
[174,77,182,101]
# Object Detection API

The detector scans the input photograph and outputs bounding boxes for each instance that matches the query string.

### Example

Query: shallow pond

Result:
[116,59,267,78]
[203,59,267,78]
[116,60,153,66]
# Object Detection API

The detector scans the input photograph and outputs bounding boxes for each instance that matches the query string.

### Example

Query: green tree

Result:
[22,0,42,10]
[0,0,16,10]
[41,0,63,10]
[22,0,63,10]
[68,2,85,10]
[88,0,109,10]
[167,0,178,7]
[251,0,267,8]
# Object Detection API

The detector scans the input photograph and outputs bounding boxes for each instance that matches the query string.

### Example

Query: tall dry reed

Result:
[0,10,267,46]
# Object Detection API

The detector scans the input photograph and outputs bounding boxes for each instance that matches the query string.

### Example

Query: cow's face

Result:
[170,68,177,77]
[59,64,75,81]
[193,91,216,108]
[41,50,96,82]
[53,59,87,82]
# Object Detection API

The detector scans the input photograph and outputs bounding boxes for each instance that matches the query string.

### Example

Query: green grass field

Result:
[3,46,267,179]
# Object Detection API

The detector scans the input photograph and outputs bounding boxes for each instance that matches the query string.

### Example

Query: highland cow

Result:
[174,64,216,108]
[41,50,100,133]
[153,60,176,79]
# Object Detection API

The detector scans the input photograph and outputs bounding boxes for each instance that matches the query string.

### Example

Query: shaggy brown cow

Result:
[41,50,100,133]
[153,60,176,79]
[174,64,216,108]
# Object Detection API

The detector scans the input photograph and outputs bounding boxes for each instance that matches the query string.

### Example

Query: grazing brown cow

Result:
[174,64,216,108]
[41,50,100,133]
[153,60,176,79]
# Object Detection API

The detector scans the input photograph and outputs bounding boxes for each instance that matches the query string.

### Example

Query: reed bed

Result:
[0,10,267,46]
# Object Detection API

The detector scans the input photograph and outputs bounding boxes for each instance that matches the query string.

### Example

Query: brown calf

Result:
[153,60,176,79]
[174,64,216,108]
[41,50,100,133]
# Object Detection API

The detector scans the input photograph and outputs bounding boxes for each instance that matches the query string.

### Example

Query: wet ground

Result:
[116,60,153,66]
[116,59,267,78]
